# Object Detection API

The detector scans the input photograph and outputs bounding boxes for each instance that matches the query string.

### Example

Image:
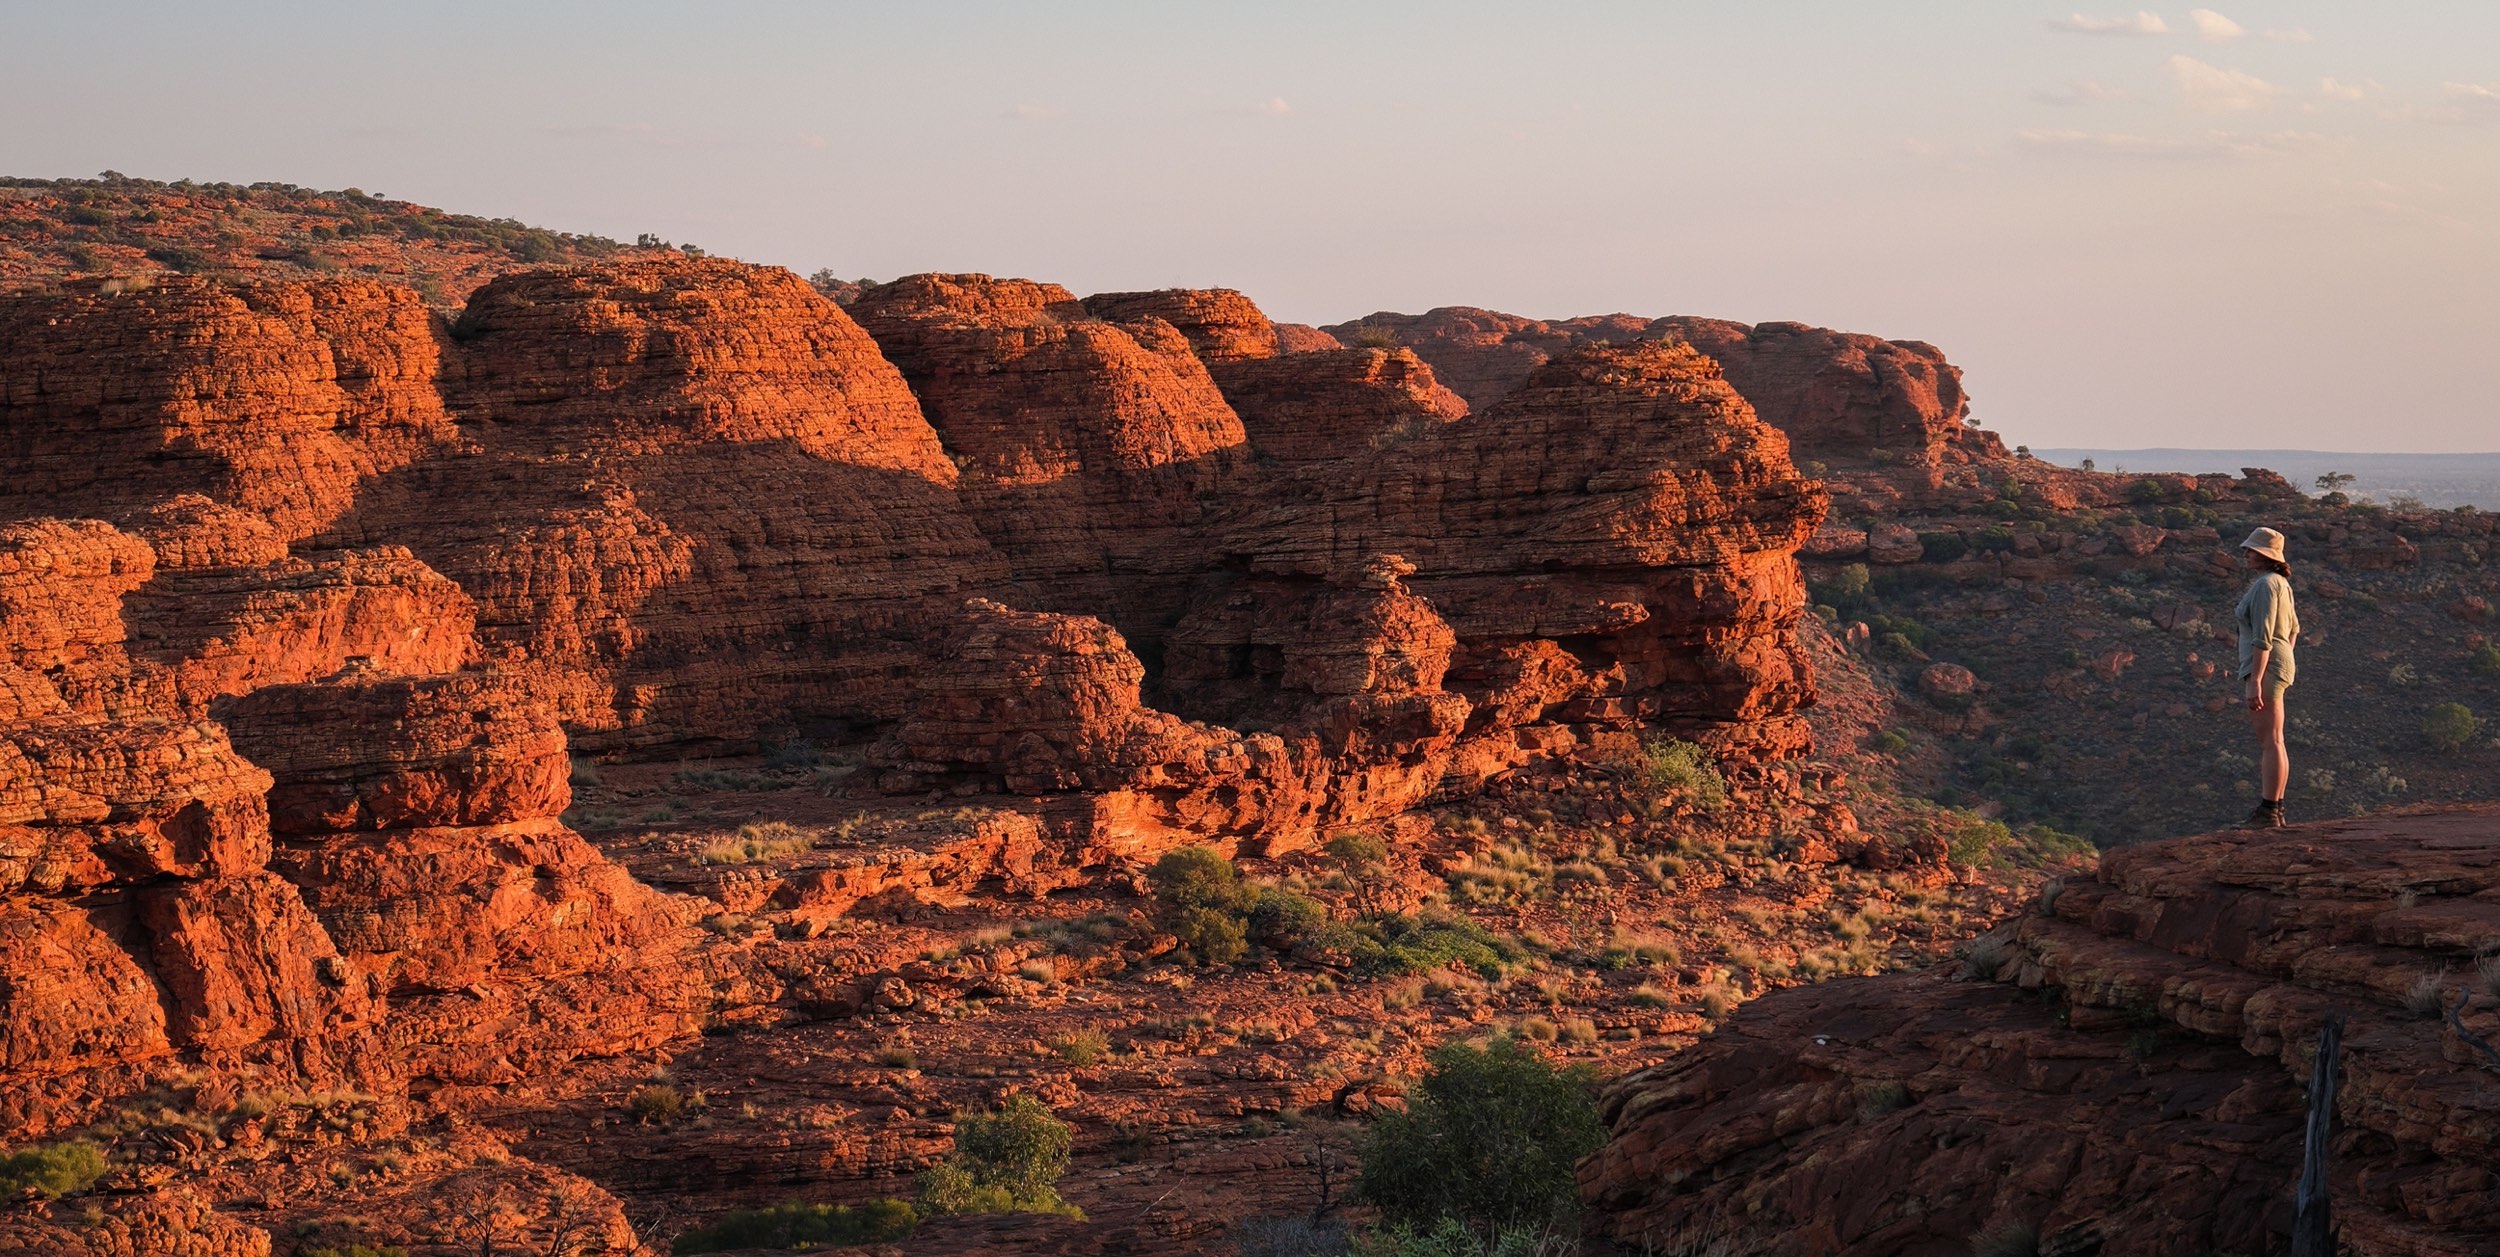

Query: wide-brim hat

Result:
[2240,526,2288,563]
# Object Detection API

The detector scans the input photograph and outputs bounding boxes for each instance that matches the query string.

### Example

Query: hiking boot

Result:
[2240,801,2286,829]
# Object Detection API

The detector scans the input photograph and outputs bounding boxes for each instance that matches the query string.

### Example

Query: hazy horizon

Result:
[5,2,2496,452]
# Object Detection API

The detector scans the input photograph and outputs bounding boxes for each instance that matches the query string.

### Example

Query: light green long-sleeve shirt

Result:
[2235,571,2299,684]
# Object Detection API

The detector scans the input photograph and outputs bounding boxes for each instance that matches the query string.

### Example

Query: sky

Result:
[3,2,2495,451]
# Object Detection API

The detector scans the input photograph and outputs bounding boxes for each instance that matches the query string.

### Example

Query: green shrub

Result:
[1639,737,1727,810]
[0,1141,105,1198]
[917,1094,1078,1218]
[306,1246,411,1257]
[1945,816,2013,869]
[670,1199,917,1254]
[1150,846,1256,964]
[2470,644,2500,677]
[1326,830,1391,871]
[1357,1038,1605,1231]
[1173,905,1250,965]
[1248,887,1328,951]
[2425,703,2483,753]
[1148,846,1330,964]
[1868,729,1912,755]
[1326,911,1520,978]
[1809,563,1872,610]
[1150,846,1254,915]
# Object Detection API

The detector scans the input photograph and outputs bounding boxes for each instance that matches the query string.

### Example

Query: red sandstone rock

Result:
[0,276,457,542]
[1866,522,1924,565]
[1584,808,2500,1257]
[1081,288,1279,362]
[849,273,1247,628]
[1210,348,1467,466]
[1917,661,1976,700]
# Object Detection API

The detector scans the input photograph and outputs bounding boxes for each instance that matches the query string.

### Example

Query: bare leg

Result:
[2249,688,2289,802]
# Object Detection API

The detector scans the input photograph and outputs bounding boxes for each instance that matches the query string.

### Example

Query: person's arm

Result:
[2246,644,2272,711]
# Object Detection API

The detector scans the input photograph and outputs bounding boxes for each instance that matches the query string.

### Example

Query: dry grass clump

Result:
[698,820,816,865]
[2403,970,2451,1019]
[1447,841,1552,904]
[1045,1029,1107,1066]
[1601,928,1681,971]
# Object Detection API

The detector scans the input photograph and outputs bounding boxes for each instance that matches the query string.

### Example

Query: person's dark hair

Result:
[2246,550,2291,579]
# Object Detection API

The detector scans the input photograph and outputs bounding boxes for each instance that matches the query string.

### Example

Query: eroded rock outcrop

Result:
[1323,305,2110,508]
[1583,807,2500,1257]
[0,257,1834,1132]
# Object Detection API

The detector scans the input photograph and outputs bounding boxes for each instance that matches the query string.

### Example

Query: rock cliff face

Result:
[0,260,1828,1248]
[1324,306,2100,508]
[1583,808,2500,1257]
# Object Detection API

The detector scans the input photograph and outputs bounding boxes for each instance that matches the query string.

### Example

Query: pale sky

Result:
[4,2,2495,450]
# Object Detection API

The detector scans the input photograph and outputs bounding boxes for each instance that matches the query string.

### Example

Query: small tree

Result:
[918,1095,1077,1217]
[1357,1038,1605,1231]
[2425,703,2483,754]
[1326,831,1392,914]
[2316,471,2357,496]
[1148,846,1257,965]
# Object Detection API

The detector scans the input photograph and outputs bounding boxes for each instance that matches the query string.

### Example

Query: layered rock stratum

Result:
[1584,808,2500,1257]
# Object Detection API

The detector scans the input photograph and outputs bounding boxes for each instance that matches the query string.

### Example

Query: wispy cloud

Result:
[2263,26,2314,43]
[2016,128,2338,159]
[2048,10,2171,35]
[2440,82,2500,123]
[2168,55,2281,112]
[2379,83,2500,125]
[1252,97,1292,116]
[2319,78,2371,103]
[2188,9,2244,40]
[2032,80,2131,107]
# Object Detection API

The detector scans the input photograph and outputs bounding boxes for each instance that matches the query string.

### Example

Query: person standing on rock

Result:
[2235,527,2300,828]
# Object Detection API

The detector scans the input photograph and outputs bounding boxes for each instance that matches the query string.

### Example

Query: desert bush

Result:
[1869,729,1912,755]
[1327,911,1520,978]
[670,1198,916,1254]
[627,1083,692,1125]
[1357,1038,1605,1231]
[2470,644,2500,677]
[1249,887,1328,951]
[1046,1028,1109,1066]
[2388,663,2421,688]
[1809,563,1872,611]
[0,1140,105,1198]
[917,1095,1079,1217]
[1640,737,1727,810]
[2424,702,2484,753]
[697,820,815,865]
[1600,928,1679,970]
[306,1246,411,1257]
